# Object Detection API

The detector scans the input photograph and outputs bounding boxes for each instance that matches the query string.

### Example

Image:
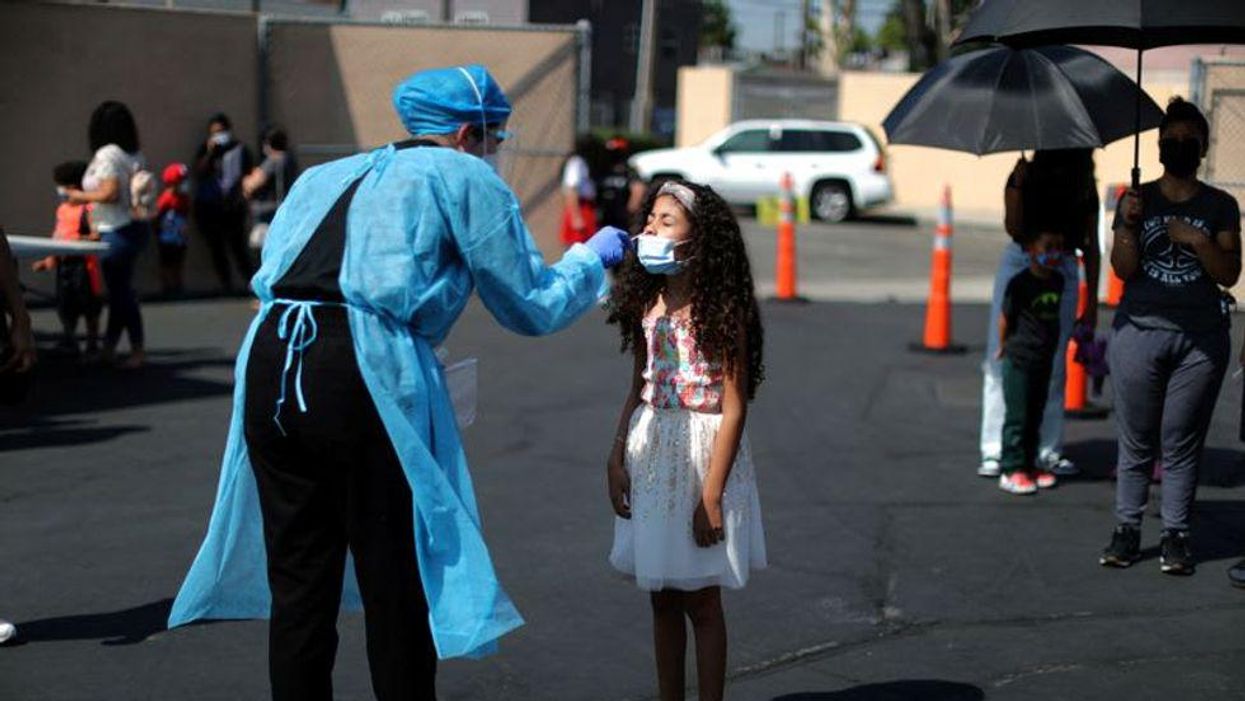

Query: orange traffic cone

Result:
[774,172,806,303]
[1065,252,1108,419]
[911,185,965,354]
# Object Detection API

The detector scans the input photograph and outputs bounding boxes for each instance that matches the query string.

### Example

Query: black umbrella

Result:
[883,44,1164,155]
[954,0,1245,186]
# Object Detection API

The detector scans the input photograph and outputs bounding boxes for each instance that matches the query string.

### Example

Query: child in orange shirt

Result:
[32,161,103,356]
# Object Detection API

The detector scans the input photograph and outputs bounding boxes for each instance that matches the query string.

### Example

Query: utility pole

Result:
[798,0,811,70]
[629,0,657,133]
[773,11,785,58]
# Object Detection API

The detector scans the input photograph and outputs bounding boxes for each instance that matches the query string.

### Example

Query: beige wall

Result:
[838,70,1185,225]
[675,66,734,148]
[0,3,260,293]
[268,22,577,245]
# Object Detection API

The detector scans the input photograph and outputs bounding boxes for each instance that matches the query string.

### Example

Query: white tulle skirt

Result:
[610,403,767,591]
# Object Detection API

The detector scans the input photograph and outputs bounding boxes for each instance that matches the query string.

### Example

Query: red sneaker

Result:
[999,471,1037,495]
[1034,469,1057,489]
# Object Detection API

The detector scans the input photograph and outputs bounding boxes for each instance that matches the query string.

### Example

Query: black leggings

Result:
[243,305,437,701]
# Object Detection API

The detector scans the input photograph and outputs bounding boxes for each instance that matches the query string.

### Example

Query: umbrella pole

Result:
[1132,48,1144,190]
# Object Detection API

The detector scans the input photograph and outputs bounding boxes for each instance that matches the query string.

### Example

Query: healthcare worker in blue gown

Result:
[166,64,631,701]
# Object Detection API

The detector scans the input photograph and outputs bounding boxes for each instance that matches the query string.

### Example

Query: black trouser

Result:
[1000,357,1053,475]
[243,305,437,701]
[196,203,253,292]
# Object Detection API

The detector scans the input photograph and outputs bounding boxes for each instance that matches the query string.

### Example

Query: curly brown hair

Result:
[605,181,765,399]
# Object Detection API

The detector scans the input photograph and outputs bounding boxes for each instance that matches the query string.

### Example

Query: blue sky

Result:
[729,0,895,52]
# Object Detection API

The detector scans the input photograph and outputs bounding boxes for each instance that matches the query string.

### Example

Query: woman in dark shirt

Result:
[979,149,1099,479]
[1100,98,1242,576]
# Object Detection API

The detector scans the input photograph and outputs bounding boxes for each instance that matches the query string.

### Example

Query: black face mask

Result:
[1159,138,1202,178]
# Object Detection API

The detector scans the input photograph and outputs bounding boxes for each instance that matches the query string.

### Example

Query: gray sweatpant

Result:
[1109,321,1229,531]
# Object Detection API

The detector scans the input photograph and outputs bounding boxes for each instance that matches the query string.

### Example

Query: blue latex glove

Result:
[584,226,631,269]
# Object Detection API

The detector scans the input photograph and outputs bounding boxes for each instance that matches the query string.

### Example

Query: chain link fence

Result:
[1195,59,1245,208]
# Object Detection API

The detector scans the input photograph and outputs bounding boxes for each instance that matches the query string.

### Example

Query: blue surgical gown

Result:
[167,143,607,659]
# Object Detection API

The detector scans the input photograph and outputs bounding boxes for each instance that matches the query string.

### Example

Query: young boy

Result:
[996,230,1066,494]
[155,163,191,296]
[32,161,103,356]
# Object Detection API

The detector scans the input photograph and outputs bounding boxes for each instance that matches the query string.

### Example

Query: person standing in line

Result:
[32,161,103,357]
[606,181,766,701]
[155,163,192,297]
[978,149,1099,479]
[193,112,254,294]
[560,134,598,247]
[66,101,148,368]
[596,136,647,232]
[243,126,298,263]
[994,231,1067,495]
[1099,98,1241,576]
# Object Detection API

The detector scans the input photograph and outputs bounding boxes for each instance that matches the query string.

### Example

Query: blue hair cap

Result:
[392,64,513,136]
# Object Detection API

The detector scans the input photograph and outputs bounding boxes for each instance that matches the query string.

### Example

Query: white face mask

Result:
[635,235,690,276]
[56,186,70,202]
[211,131,232,147]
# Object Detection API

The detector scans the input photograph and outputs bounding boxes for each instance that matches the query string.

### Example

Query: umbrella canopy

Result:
[883,45,1164,155]
[955,0,1245,50]
[954,0,1245,186]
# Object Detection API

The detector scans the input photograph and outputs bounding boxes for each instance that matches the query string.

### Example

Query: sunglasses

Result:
[469,126,511,144]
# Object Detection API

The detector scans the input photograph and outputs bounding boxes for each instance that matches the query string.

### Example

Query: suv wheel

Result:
[812,181,852,223]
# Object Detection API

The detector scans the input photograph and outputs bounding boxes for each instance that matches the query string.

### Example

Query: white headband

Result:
[657,181,696,214]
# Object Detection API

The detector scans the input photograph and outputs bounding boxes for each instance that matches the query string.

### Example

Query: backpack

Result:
[130,168,158,222]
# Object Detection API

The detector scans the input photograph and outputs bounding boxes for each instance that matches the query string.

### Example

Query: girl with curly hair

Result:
[605,180,766,701]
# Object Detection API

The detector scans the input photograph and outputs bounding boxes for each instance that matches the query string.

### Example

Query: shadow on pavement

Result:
[1062,439,1245,487]
[11,599,173,647]
[772,680,984,700]
[0,347,235,424]
[0,418,149,453]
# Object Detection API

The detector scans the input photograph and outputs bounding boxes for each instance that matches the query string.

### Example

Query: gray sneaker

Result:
[977,457,1001,477]
[1043,453,1080,476]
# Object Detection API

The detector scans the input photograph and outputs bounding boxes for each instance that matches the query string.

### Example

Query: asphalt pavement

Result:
[2,217,1243,700]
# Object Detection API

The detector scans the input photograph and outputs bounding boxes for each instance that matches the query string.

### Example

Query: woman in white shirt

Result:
[559,135,598,247]
[67,101,147,368]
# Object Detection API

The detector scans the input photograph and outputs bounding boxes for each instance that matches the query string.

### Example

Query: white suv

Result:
[630,120,893,222]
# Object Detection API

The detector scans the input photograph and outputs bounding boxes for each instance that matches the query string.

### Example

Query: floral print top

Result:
[641,315,724,413]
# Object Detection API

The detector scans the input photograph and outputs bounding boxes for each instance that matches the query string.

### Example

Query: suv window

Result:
[716,130,772,154]
[778,129,863,153]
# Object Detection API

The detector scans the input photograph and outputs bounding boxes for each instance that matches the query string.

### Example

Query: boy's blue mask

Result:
[1034,251,1063,268]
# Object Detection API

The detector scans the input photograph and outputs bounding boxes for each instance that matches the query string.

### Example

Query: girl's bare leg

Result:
[686,586,726,701]
[651,590,687,701]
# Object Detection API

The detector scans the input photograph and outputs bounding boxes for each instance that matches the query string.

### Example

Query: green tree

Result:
[700,0,737,52]
[876,5,906,52]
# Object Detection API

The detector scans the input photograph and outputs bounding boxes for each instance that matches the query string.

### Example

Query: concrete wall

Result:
[2,3,579,297]
[675,65,734,148]
[0,2,260,293]
[838,70,1185,225]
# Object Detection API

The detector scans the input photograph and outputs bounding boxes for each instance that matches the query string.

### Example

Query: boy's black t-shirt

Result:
[1002,268,1065,369]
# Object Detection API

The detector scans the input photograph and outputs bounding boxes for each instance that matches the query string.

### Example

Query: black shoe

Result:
[1160,529,1195,576]
[1099,525,1141,568]
[1229,560,1245,589]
